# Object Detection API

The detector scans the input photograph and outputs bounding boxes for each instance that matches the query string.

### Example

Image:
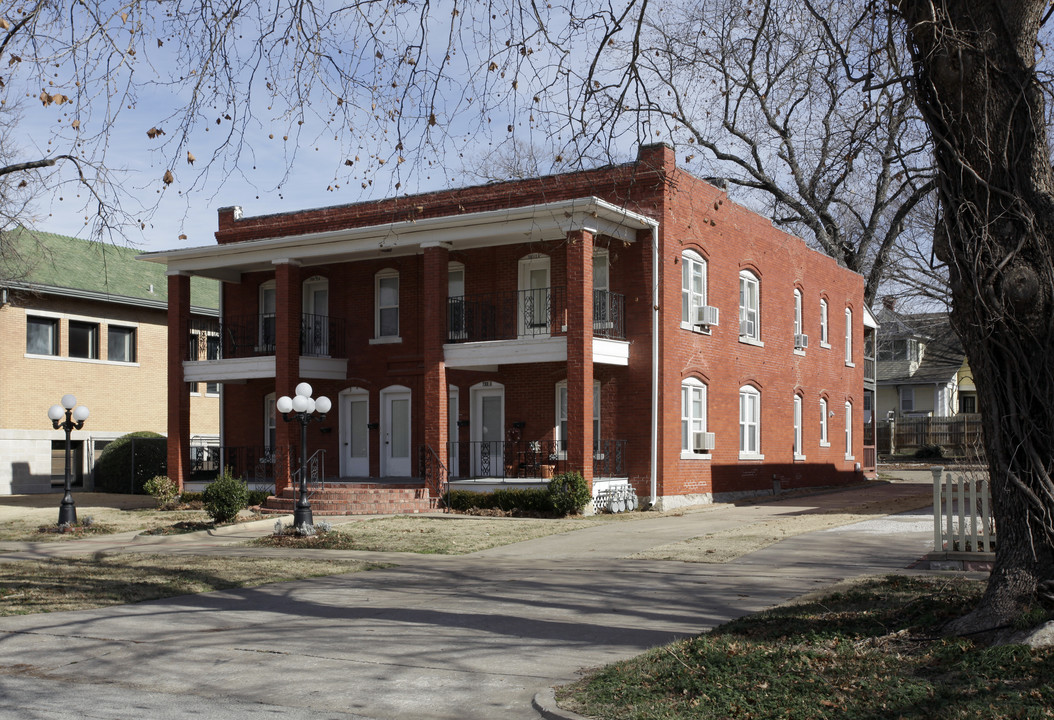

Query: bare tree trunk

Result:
[895,0,1054,632]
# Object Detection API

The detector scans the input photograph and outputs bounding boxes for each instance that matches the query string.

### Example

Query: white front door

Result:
[471,384,504,477]
[381,388,412,477]
[340,391,369,477]
[302,276,330,356]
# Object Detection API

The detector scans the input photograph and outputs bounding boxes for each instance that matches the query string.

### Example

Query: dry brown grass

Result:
[0,554,377,616]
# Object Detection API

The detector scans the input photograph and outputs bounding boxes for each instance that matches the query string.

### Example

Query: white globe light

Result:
[305,398,316,414]
[276,396,293,414]
[315,396,332,414]
[295,382,313,398]
[292,394,309,413]
[61,394,77,410]
[48,404,65,422]
[72,405,90,422]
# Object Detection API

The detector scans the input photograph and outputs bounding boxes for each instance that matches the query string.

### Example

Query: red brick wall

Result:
[210,143,863,501]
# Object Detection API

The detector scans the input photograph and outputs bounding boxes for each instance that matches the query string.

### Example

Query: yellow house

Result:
[0,228,219,494]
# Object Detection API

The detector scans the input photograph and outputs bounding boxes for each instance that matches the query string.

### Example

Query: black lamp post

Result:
[48,394,89,526]
[276,382,331,529]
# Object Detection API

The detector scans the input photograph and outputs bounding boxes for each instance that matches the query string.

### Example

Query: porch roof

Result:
[138,197,657,282]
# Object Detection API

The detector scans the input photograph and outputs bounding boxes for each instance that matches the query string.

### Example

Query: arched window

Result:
[739,270,760,342]
[681,377,709,457]
[681,250,707,327]
[739,385,762,458]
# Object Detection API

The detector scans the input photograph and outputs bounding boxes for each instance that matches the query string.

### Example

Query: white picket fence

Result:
[931,466,996,554]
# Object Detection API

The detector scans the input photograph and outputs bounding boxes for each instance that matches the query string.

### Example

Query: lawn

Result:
[557,575,1054,720]
[0,554,379,616]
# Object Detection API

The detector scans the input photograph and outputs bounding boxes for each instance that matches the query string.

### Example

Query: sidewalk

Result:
[0,479,941,720]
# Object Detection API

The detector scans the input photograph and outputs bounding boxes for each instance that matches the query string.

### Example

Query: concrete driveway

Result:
[0,482,939,720]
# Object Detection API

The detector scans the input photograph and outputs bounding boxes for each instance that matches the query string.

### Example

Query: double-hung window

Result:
[820,398,830,446]
[845,401,854,460]
[793,394,804,460]
[681,251,707,328]
[681,378,708,457]
[739,270,760,342]
[375,269,400,340]
[555,381,600,457]
[844,308,854,365]
[739,385,762,459]
[819,299,829,346]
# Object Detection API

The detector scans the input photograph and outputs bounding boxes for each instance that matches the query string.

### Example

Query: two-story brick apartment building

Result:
[0,228,219,495]
[143,144,866,510]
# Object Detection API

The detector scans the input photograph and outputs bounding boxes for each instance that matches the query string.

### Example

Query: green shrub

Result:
[548,471,590,516]
[93,432,166,494]
[246,489,271,507]
[445,487,554,514]
[144,475,179,509]
[202,468,249,524]
[179,491,204,504]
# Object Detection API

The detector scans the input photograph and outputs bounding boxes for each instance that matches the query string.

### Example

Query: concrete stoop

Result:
[260,482,435,515]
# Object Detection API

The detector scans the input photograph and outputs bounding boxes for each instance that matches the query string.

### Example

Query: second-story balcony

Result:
[446,287,625,343]
[187,313,346,361]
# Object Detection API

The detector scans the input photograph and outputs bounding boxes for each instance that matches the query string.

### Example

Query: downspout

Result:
[649,222,660,506]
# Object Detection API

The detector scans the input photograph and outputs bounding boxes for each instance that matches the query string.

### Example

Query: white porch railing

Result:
[931,466,996,554]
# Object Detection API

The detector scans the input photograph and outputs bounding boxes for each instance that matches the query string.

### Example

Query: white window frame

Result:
[820,397,830,447]
[372,269,401,343]
[264,392,277,460]
[258,280,276,352]
[793,394,805,460]
[793,289,805,354]
[681,250,707,331]
[681,378,709,459]
[845,401,854,460]
[819,298,830,347]
[739,270,762,345]
[739,385,763,459]
[844,307,854,366]
[555,380,600,459]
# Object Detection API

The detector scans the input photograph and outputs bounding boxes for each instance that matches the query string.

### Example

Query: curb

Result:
[532,688,593,720]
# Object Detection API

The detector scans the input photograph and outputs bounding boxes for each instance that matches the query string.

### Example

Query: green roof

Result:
[1,227,219,311]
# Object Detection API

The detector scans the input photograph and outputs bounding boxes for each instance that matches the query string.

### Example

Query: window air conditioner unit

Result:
[693,431,716,453]
[794,333,809,350]
[694,305,720,328]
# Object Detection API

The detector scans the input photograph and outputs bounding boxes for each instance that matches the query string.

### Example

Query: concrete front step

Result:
[259,483,435,516]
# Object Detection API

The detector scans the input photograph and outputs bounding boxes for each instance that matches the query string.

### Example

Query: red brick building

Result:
[144,144,868,511]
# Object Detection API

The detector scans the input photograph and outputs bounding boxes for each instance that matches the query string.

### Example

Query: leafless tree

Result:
[567,0,937,305]
[890,0,1054,636]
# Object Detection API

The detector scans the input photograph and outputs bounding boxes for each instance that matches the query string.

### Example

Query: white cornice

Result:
[138,197,658,281]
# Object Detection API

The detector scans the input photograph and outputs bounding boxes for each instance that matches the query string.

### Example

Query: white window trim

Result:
[107,324,139,364]
[680,250,709,334]
[844,307,854,367]
[739,270,762,345]
[793,289,806,356]
[844,401,854,461]
[819,299,830,348]
[681,377,710,460]
[793,394,805,461]
[819,398,830,447]
[739,385,764,460]
[375,269,401,341]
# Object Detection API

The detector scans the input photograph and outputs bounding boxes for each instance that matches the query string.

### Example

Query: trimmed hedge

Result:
[202,468,249,523]
[445,471,592,517]
[93,432,166,494]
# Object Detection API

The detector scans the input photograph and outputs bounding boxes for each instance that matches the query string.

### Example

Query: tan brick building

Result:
[0,229,219,494]
[145,144,873,511]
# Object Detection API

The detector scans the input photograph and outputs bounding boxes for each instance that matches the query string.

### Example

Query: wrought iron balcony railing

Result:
[446,287,625,343]
[187,314,345,361]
